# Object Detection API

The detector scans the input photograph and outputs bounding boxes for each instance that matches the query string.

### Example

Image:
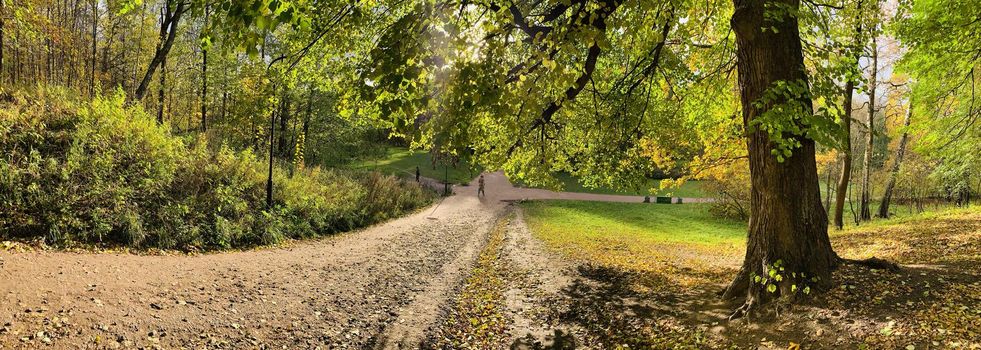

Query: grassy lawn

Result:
[347,147,481,184]
[545,173,710,198]
[520,200,746,289]
[519,200,981,348]
[521,201,744,247]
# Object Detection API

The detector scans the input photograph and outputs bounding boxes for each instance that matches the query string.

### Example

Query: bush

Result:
[701,160,751,220]
[0,87,436,250]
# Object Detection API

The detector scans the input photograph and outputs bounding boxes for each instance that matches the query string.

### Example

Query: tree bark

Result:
[877,102,912,218]
[90,0,97,96]
[859,36,877,221]
[278,90,290,157]
[156,8,166,125]
[134,0,186,101]
[833,1,862,229]
[833,80,855,229]
[722,0,838,315]
[824,161,833,210]
[303,88,312,142]
[1,0,5,84]
[200,4,208,132]
[266,96,276,209]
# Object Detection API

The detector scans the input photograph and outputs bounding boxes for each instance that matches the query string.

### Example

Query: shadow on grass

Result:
[513,257,981,349]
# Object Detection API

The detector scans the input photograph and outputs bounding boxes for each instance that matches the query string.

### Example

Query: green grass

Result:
[348,147,481,185]
[519,200,746,291]
[521,201,745,248]
[519,199,980,349]
[544,173,710,198]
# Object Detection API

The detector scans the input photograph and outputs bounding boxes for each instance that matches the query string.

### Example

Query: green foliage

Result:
[0,87,435,250]
[750,259,815,298]
[751,79,842,162]
[896,0,981,190]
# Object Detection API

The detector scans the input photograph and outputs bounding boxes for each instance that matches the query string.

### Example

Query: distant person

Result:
[478,175,486,198]
[415,166,420,182]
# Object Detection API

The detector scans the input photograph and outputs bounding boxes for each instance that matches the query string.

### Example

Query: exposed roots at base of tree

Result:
[723,257,899,321]
[728,299,754,321]
[842,256,901,272]
[726,292,795,322]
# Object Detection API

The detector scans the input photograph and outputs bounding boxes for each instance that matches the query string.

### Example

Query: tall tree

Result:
[878,101,912,218]
[897,0,981,206]
[858,35,878,221]
[134,0,187,101]
[720,0,838,316]
[833,0,864,230]
[1,0,5,83]
[200,4,208,132]
[90,0,98,96]
[156,8,167,124]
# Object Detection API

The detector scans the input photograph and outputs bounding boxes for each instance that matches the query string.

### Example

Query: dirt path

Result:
[0,171,712,349]
[0,193,509,349]
[454,171,712,204]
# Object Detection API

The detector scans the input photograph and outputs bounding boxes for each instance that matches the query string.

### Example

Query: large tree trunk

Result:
[859,36,878,221]
[134,1,186,101]
[722,0,838,315]
[877,102,912,218]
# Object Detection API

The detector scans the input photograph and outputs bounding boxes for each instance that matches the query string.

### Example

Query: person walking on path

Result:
[415,166,420,182]
[477,175,486,198]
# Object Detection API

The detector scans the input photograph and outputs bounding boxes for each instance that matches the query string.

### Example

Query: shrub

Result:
[701,160,751,220]
[0,87,436,250]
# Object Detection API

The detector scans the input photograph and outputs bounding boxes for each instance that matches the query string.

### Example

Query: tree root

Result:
[843,256,901,272]
[728,299,754,321]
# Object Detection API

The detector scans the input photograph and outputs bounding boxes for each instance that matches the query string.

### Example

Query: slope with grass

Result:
[347,147,481,185]
[520,200,746,297]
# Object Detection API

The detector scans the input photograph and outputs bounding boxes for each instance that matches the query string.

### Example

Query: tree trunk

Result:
[266,96,276,209]
[89,0,97,96]
[303,88,312,142]
[157,21,166,125]
[134,1,186,101]
[722,0,838,315]
[221,55,228,121]
[132,0,146,96]
[859,36,877,221]
[200,4,208,132]
[824,162,834,211]
[12,27,17,84]
[1,0,5,84]
[833,1,862,229]
[278,91,290,158]
[877,103,912,218]
[833,80,855,229]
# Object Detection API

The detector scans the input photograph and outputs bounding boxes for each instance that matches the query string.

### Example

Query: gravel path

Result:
[458,171,713,204]
[0,171,712,349]
[0,194,506,349]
